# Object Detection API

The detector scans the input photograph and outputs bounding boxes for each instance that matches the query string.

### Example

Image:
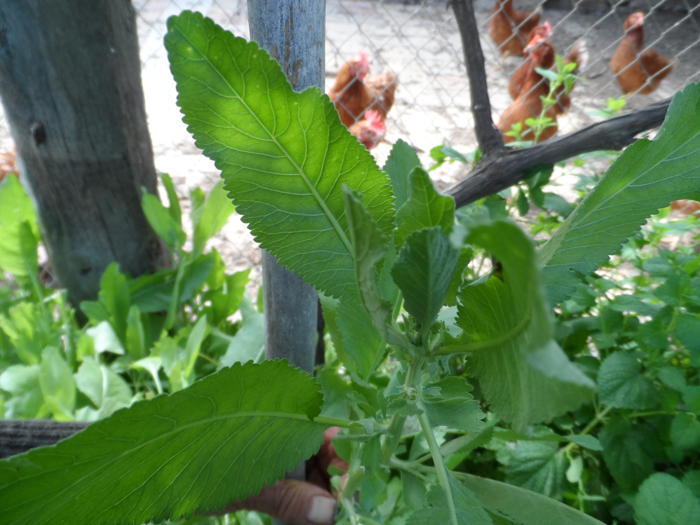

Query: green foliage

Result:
[2,9,700,525]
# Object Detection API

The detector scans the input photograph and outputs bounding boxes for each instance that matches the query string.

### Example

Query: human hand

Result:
[217,427,347,525]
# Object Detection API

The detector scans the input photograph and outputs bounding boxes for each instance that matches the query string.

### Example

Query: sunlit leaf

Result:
[166,11,394,301]
[0,360,326,525]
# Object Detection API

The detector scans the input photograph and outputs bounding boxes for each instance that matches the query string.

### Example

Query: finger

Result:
[222,479,337,525]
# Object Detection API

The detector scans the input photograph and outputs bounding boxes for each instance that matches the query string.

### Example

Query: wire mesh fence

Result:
[2,0,700,186]
[130,0,700,183]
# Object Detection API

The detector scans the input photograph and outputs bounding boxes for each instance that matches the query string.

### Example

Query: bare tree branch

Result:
[451,0,504,155]
[446,99,670,207]
[0,419,87,458]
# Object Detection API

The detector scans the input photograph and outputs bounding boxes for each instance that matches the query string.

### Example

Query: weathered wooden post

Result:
[0,0,167,306]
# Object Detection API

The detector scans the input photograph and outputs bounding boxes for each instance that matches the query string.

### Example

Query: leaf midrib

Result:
[175,25,354,257]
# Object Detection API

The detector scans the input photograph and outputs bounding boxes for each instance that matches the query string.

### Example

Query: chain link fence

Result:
[2,0,699,185]
[126,1,700,182]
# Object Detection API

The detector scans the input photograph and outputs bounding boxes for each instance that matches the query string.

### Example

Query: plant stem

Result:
[627,409,676,419]
[314,415,353,428]
[390,457,430,481]
[563,405,613,454]
[382,359,421,462]
[164,250,186,332]
[417,407,459,525]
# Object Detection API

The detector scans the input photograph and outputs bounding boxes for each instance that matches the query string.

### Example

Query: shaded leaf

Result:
[0,174,38,276]
[498,439,565,498]
[669,413,700,457]
[192,181,236,255]
[344,188,393,333]
[410,473,492,525]
[635,473,700,525]
[392,227,459,331]
[142,189,185,250]
[598,352,658,409]
[541,84,700,304]
[455,221,594,428]
[0,365,44,418]
[39,347,76,421]
[422,377,484,431]
[321,295,385,379]
[74,357,132,418]
[600,417,654,490]
[461,474,605,524]
[220,297,264,367]
[384,139,421,208]
[396,168,455,246]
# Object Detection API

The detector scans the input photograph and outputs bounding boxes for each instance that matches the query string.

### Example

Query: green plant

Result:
[0,171,252,422]
[2,11,700,525]
[504,53,578,146]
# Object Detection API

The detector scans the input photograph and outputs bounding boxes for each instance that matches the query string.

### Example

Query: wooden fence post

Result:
[0,0,166,306]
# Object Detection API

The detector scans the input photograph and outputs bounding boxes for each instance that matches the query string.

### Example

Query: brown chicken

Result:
[610,12,673,95]
[348,110,386,150]
[489,0,541,57]
[328,52,398,127]
[508,22,553,99]
[498,35,560,143]
[509,23,586,108]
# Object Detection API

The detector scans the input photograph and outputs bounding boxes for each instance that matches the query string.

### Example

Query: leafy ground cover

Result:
[1,10,700,525]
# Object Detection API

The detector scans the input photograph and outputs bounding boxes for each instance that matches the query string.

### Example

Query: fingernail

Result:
[307,496,336,524]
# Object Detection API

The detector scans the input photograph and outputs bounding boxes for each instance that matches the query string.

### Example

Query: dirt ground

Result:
[1,0,698,286]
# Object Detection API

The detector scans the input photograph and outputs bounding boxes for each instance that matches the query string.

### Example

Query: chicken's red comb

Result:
[364,109,386,130]
[540,21,553,38]
[358,51,370,68]
[525,22,552,52]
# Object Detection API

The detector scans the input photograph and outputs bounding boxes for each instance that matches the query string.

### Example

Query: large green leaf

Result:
[166,11,394,301]
[460,474,605,524]
[541,83,700,304]
[454,221,594,428]
[634,473,700,525]
[0,360,326,525]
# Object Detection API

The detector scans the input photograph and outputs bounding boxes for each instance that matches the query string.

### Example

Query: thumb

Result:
[223,479,337,525]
